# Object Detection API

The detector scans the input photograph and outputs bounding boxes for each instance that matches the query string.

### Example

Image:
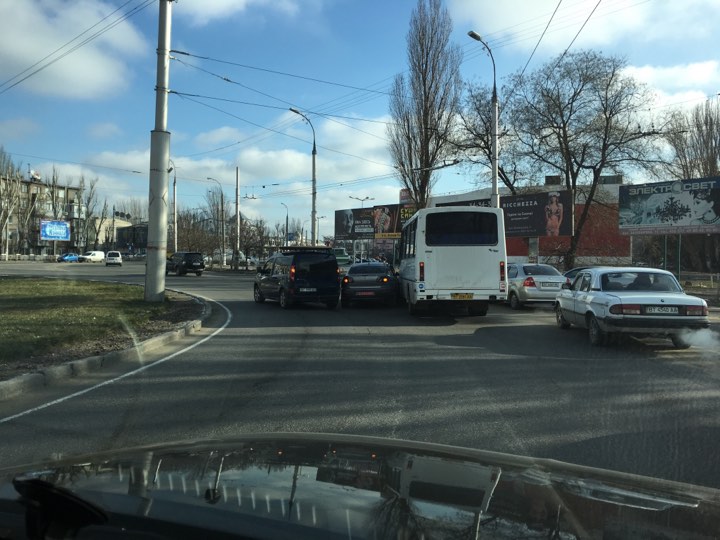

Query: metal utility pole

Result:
[207,177,226,267]
[281,203,289,244]
[168,159,177,253]
[145,0,173,302]
[235,166,240,269]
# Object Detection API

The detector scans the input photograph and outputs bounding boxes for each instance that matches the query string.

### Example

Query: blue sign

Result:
[40,220,71,241]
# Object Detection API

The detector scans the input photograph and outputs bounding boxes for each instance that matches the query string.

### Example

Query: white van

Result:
[79,251,105,263]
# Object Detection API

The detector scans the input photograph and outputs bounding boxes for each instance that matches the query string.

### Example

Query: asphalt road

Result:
[2,261,720,490]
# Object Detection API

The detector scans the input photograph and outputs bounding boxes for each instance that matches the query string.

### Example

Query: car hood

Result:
[1,433,719,539]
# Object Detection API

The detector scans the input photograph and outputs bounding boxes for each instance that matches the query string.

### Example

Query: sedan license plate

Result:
[646,306,678,314]
[357,291,375,296]
[451,293,473,300]
[299,287,317,292]
[542,282,560,288]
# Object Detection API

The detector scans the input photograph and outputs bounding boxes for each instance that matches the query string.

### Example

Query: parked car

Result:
[105,250,122,266]
[563,265,601,281]
[507,263,568,309]
[555,267,710,348]
[341,262,398,307]
[253,247,340,309]
[78,250,105,263]
[166,251,205,276]
[56,252,79,263]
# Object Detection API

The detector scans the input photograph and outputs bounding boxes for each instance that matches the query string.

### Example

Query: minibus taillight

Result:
[419,261,425,281]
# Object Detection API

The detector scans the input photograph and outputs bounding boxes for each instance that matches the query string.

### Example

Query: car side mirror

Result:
[561,283,571,289]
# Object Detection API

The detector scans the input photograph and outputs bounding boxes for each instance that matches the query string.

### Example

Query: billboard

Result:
[40,220,71,241]
[437,191,574,237]
[336,204,416,240]
[618,177,720,235]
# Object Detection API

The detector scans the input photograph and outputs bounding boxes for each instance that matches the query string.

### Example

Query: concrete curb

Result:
[0,296,211,402]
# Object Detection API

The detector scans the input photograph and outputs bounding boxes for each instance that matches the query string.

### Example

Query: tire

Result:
[279,288,292,309]
[253,285,265,303]
[555,304,571,329]
[671,335,691,349]
[175,265,182,276]
[468,303,489,316]
[587,315,606,346]
[509,292,522,310]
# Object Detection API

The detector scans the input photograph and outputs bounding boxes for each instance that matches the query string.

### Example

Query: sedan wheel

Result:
[253,285,265,303]
[587,315,606,346]
[509,293,521,310]
[279,288,291,309]
[671,335,691,349]
[555,305,571,329]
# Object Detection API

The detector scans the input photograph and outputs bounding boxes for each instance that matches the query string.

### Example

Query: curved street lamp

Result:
[468,30,499,208]
[281,202,289,245]
[349,195,374,208]
[289,107,317,244]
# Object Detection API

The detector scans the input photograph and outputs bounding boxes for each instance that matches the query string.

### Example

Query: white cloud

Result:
[0,118,41,141]
[194,127,245,148]
[0,0,147,100]
[177,0,303,26]
[625,61,720,93]
[88,122,123,139]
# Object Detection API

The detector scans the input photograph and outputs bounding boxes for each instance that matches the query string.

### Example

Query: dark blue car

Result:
[57,252,79,263]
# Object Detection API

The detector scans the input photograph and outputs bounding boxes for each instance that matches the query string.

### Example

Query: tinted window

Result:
[349,264,387,275]
[294,253,337,278]
[425,212,498,246]
[521,265,561,276]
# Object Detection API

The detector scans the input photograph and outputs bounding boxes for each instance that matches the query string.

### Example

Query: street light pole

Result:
[281,203,289,245]
[349,195,374,209]
[168,159,177,253]
[316,215,326,244]
[207,177,226,266]
[468,30,499,209]
[289,108,317,245]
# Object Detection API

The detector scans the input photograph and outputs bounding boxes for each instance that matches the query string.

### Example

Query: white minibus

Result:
[397,206,507,315]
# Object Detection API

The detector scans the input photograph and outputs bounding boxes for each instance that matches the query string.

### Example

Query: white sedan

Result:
[555,267,709,348]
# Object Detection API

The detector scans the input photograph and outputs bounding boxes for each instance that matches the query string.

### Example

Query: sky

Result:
[1,0,719,230]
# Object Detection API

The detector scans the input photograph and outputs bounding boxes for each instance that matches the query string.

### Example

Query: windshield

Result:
[2,2,720,537]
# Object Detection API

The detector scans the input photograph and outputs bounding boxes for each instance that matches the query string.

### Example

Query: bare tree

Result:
[115,197,148,224]
[660,100,720,272]
[663,99,720,179]
[506,50,663,269]
[387,0,462,209]
[0,148,23,255]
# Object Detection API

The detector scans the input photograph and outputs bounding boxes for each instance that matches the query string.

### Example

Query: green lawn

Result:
[0,277,171,363]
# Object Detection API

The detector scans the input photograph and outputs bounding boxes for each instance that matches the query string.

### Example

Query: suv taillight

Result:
[289,264,296,282]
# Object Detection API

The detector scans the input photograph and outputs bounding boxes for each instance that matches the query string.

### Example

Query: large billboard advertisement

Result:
[618,177,720,235]
[335,204,416,240]
[437,191,574,237]
[40,220,71,241]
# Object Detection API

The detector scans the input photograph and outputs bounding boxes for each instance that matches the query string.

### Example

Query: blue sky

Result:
[1,0,719,228]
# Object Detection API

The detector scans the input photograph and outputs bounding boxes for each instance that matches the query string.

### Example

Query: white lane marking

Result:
[0,296,232,425]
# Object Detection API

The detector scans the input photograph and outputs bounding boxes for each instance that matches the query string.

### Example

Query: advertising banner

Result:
[437,191,573,237]
[335,208,374,240]
[618,177,720,235]
[40,220,71,241]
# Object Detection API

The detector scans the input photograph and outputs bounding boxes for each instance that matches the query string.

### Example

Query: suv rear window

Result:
[294,253,337,278]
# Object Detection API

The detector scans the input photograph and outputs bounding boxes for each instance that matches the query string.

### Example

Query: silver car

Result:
[555,267,710,347]
[507,263,568,309]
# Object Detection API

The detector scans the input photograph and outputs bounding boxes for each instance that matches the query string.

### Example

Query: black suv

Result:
[254,247,340,309]
[166,252,205,276]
